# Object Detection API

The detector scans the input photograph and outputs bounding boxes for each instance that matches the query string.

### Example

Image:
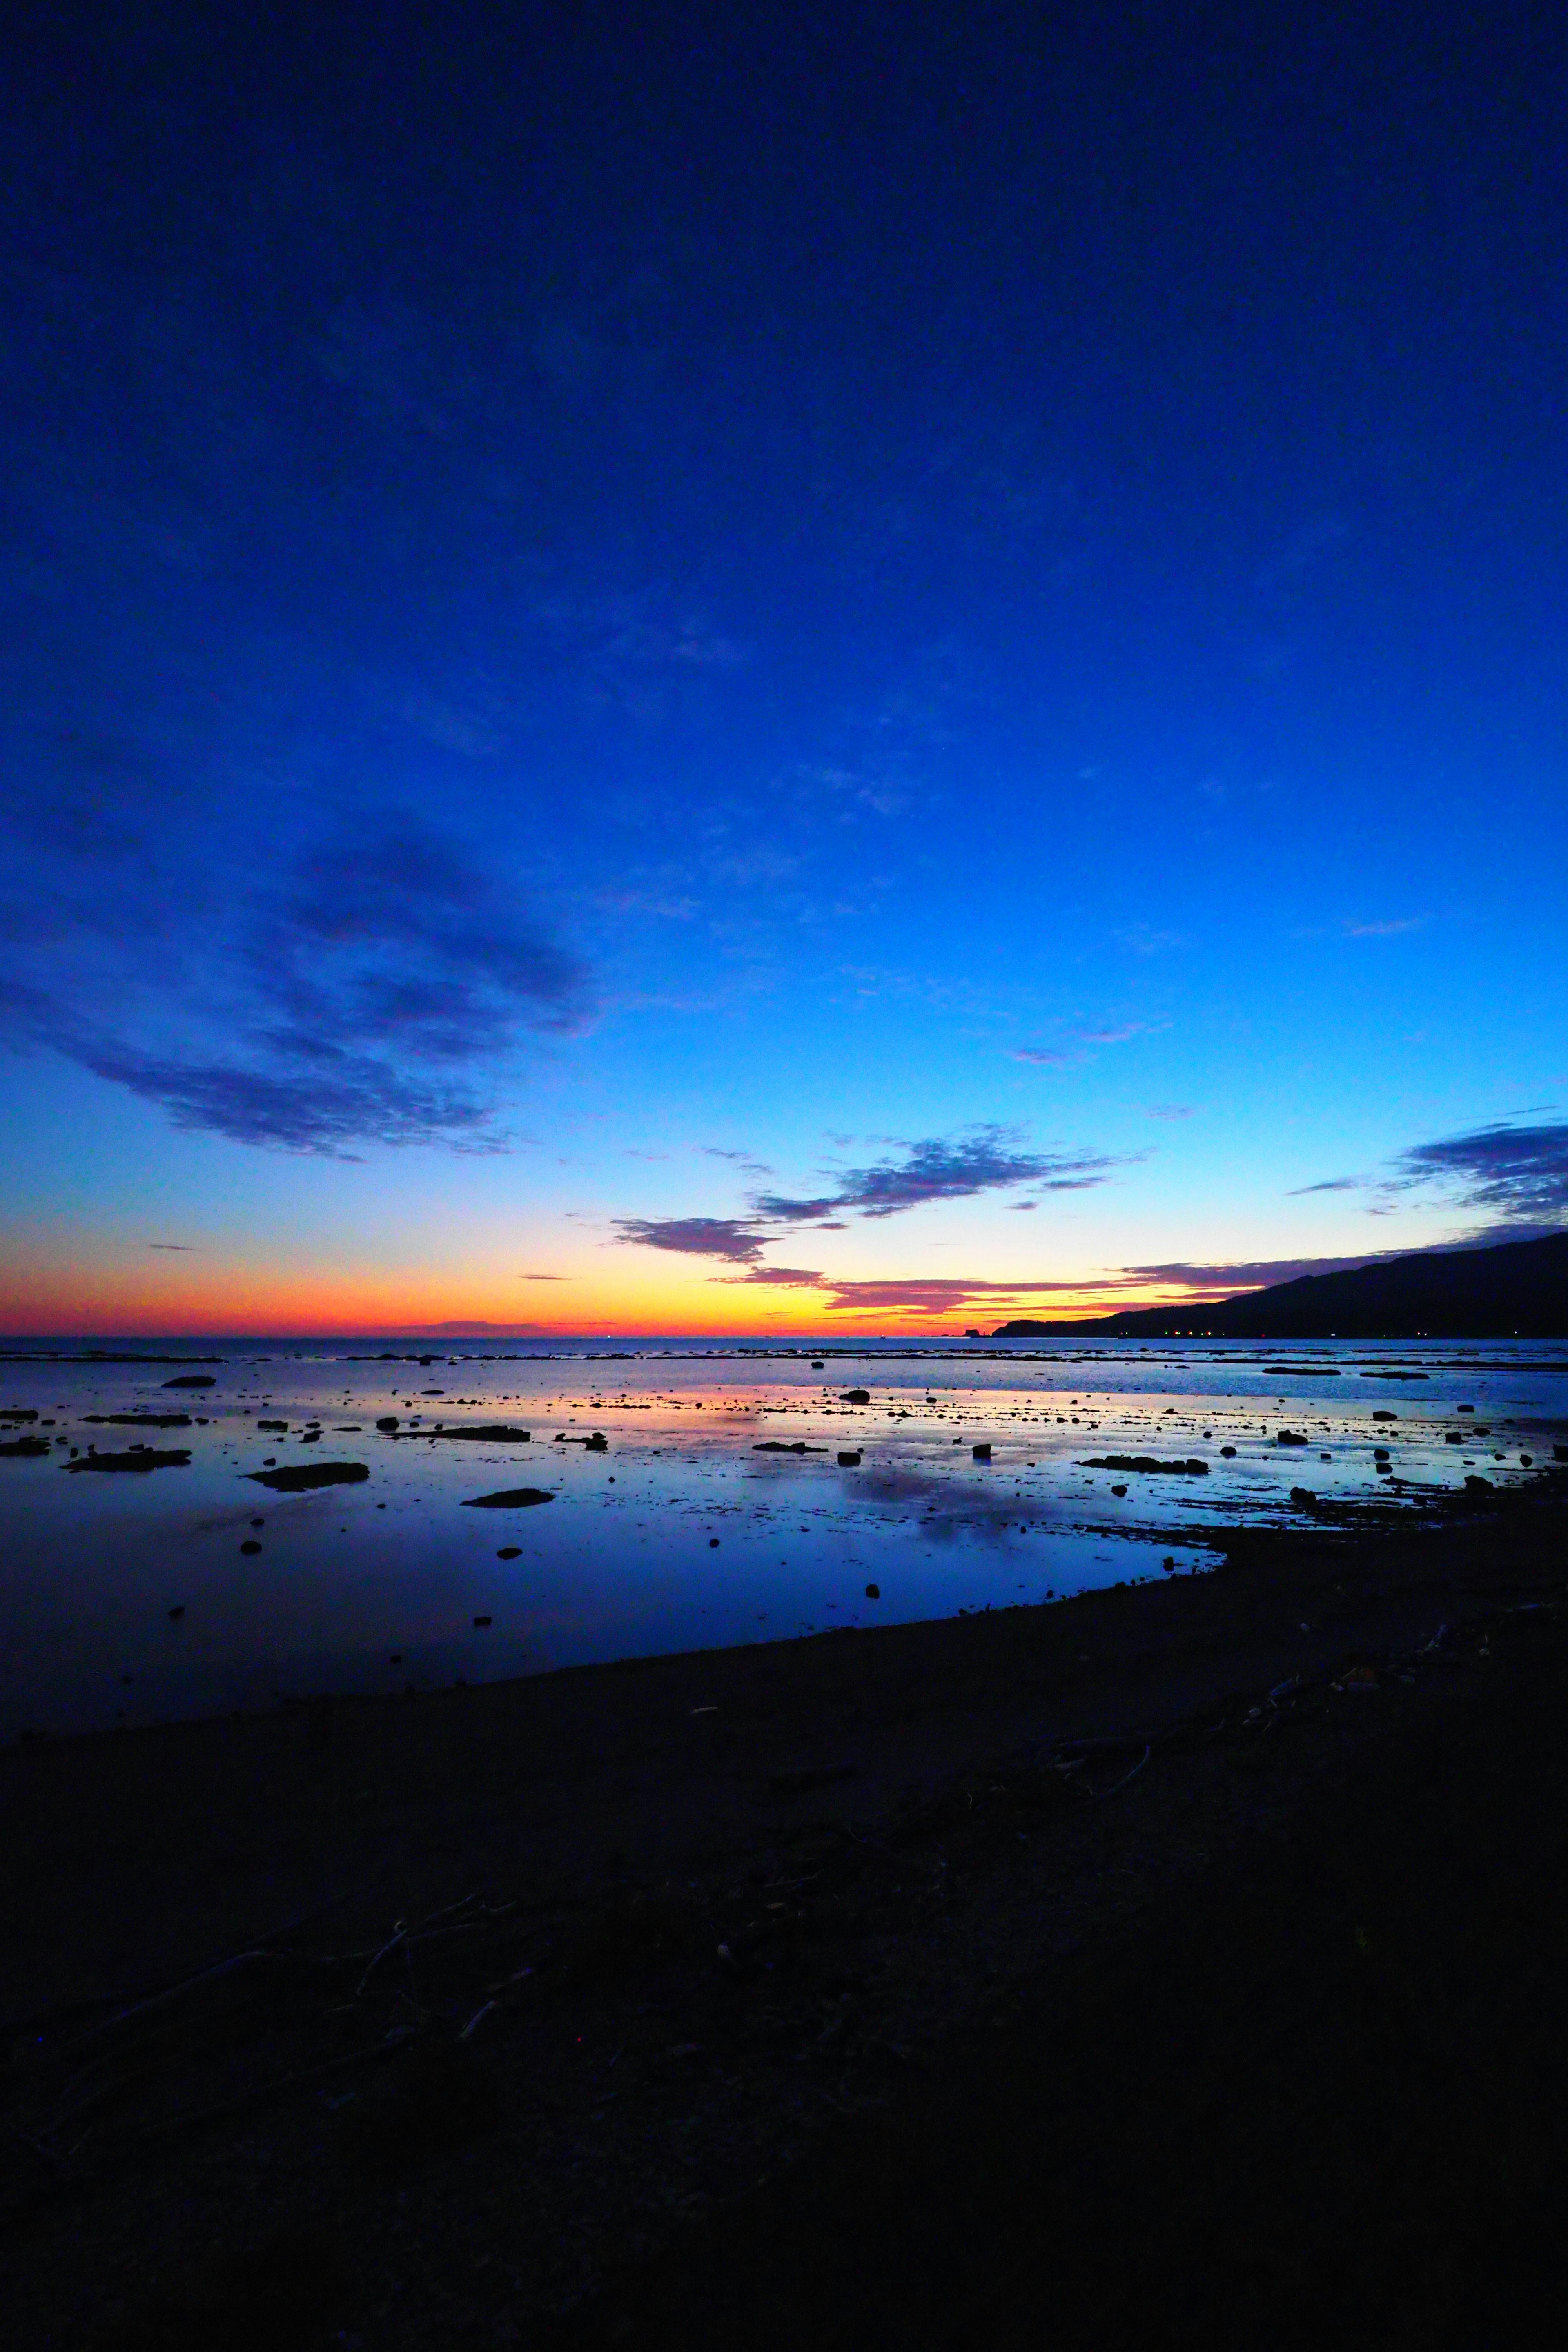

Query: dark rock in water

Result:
[1372,1410,1398,1422]
[376,1416,400,1431]
[247,1462,369,1492]
[258,1419,289,1432]
[1079,1454,1209,1476]
[163,1374,216,1388]
[0,1409,38,1422]
[0,1436,50,1458]
[972,1442,992,1460]
[865,1583,880,1599]
[430,1425,532,1443]
[1275,1431,1309,1446]
[1555,1445,1568,1462]
[1110,1483,1128,1497]
[811,1361,825,1369]
[240,1539,262,1555]
[298,1430,321,1443]
[496,1546,521,1559]
[1219,1445,1237,1457]
[552,1431,605,1450]
[472,1615,492,1629]
[167,1605,185,1619]
[67,1448,192,1473]
[1521,1454,1534,1467]
[841,1388,871,1405]
[461,1488,555,1508]
[1374,1447,1391,1461]
[1290,1486,1318,1507]
[1464,1474,1494,1492]
[83,1412,192,1428]
[709,1537,720,1546]
[1445,1432,1464,1443]
[837,1450,863,1466]
[753,1440,826,1454]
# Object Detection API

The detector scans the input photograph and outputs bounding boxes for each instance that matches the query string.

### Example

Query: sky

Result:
[2,1,1566,1337]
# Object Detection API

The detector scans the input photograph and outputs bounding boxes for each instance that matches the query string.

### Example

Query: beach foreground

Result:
[7,1480,1568,2347]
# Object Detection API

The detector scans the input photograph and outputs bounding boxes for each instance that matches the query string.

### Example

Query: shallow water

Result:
[2,1336,1564,1738]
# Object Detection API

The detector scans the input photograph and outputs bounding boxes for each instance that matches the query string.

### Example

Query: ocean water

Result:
[2,1335,1564,1739]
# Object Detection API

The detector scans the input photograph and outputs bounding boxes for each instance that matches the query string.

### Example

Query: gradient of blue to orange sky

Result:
[2,2,1566,1338]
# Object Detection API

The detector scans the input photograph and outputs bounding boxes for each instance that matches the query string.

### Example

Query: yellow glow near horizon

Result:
[0,1247,1253,1337]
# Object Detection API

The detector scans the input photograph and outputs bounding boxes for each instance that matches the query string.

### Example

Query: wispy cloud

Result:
[1342,915,1427,939]
[612,1216,773,1264]
[1291,1121,1568,1224]
[1390,1121,1568,1220]
[752,1126,1121,1223]
[1012,1019,1160,1068]
[148,1243,198,1252]
[1,820,593,1155]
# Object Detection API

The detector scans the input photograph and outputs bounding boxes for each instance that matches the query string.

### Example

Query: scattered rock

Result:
[425,1425,533,1443]
[1079,1455,1209,1476]
[1464,1474,1494,1493]
[67,1449,192,1474]
[82,1412,193,1428]
[864,1583,880,1599]
[247,1462,370,1492]
[376,1416,400,1431]
[461,1488,555,1508]
[1275,1431,1309,1447]
[240,1540,262,1555]
[972,1443,992,1460]
[1220,1445,1237,1457]
[257,1420,289,1432]
[0,1436,50,1458]
[472,1616,492,1629]
[1372,1410,1399,1422]
[753,1441,826,1454]
[837,1450,863,1466]
[496,1546,521,1559]
[1110,1483,1127,1497]
[841,1389,871,1405]
[163,1375,216,1389]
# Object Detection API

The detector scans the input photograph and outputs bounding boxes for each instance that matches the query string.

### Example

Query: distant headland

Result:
[994,1230,1568,1340]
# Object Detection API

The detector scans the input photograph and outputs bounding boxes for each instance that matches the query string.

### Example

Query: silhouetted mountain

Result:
[993,1231,1568,1339]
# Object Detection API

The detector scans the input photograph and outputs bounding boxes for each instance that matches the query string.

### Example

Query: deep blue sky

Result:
[2,2,1565,1332]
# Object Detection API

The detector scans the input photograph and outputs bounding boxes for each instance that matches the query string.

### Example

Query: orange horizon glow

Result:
[0,1261,1260,1339]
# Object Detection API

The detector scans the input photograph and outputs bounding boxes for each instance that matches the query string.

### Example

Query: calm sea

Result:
[3,1334,1564,1738]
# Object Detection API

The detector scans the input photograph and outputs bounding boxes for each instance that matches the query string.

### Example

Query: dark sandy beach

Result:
[6,1477,1568,2348]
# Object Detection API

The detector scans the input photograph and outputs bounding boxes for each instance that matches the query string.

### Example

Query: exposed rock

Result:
[431,1425,533,1443]
[461,1488,555,1509]
[246,1462,370,1492]
[0,1437,49,1458]
[837,1450,863,1467]
[1079,1454,1209,1475]
[67,1449,192,1474]
[163,1375,216,1389]
[840,1389,871,1405]
[83,1413,193,1429]
[754,1441,827,1455]
[972,1443,992,1460]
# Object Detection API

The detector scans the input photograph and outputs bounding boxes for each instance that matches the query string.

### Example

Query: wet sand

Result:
[5,1475,1567,2347]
